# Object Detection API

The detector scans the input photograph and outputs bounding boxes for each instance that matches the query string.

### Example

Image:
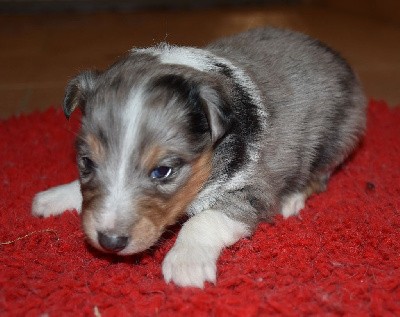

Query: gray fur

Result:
[65,27,366,248]
[190,27,366,227]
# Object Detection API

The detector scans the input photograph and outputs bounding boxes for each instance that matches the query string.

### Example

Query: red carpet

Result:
[1,100,399,316]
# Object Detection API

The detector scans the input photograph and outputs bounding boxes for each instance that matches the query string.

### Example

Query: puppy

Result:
[32,27,366,288]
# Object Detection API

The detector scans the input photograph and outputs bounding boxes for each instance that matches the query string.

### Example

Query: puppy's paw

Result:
[162,243,218,288]
[32,180,82,217]
[32,189,69,217]
[281,192,306,218]
[161,209,250,288]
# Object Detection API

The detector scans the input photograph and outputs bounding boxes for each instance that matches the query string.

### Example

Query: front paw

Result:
[161,209,249,288]
[32,189,70,217]
[31,181,82,217]
[162,243,218,288]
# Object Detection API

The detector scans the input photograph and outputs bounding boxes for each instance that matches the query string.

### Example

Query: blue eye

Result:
[150,166,172,180]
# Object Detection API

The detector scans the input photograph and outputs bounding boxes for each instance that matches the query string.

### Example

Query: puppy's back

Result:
[207,27,366,194]
[206,27,364,109]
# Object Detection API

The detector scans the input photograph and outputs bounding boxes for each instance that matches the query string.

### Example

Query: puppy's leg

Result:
[32,180,82,217]
[162,210,250,288]
[281,173,330,218]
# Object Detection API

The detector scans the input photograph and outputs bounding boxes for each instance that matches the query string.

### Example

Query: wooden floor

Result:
[1,4,400,119]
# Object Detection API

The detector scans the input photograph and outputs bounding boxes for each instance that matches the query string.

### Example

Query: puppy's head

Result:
[64,55,232,255]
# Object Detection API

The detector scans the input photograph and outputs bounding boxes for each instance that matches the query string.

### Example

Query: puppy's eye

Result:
[150,166,172,180]
[80,156,96,176]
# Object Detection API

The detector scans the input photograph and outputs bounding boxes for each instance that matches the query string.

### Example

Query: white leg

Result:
[281,192,306,218]
[32,180,82,217]
[162,210,250,288]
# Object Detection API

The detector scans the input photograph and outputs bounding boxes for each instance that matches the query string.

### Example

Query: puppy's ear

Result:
[198,83,233,143]
[150,74,233,143]
[63,71,99,119]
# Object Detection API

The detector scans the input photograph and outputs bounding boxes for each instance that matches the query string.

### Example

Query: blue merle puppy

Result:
[32,27,366,288]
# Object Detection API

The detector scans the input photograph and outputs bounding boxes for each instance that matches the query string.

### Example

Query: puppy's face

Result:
[64,57,231,255]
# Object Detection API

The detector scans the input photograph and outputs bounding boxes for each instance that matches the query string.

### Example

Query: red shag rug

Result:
[0,100,399,316]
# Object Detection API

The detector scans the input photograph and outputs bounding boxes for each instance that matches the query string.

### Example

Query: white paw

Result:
[162,209,249,288]
[32,180,82,217]
[162,243,218,288]
[281,192,306,218]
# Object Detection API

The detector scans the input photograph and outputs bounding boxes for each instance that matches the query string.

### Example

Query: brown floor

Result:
[1,4,400,119]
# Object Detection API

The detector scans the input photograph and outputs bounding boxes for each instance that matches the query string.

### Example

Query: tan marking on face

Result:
[80,181,104,246]
[129,217,161,253]
[81,182,102,212]
[86,133,105,163]
[141,145,168,171]
[81,204,98,248]
[134,150,213,241]
[79,135,105,250]
[163,150,212,225]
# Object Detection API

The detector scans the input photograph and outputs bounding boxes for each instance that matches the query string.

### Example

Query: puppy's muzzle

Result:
[97,231,129,252]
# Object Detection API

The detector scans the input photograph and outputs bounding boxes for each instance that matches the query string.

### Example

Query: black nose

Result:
[97,232,129,252]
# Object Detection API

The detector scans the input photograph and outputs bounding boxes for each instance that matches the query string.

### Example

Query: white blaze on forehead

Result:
[99,87,147,229]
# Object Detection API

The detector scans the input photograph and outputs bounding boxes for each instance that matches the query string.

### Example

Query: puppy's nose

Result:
[97,232,129,252]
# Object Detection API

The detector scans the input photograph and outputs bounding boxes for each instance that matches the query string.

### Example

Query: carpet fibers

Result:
[1,100,399,316]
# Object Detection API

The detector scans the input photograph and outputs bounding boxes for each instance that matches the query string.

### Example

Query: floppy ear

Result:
[63,71,99,119]
[150,74,233,144]
[198,83,234,143]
